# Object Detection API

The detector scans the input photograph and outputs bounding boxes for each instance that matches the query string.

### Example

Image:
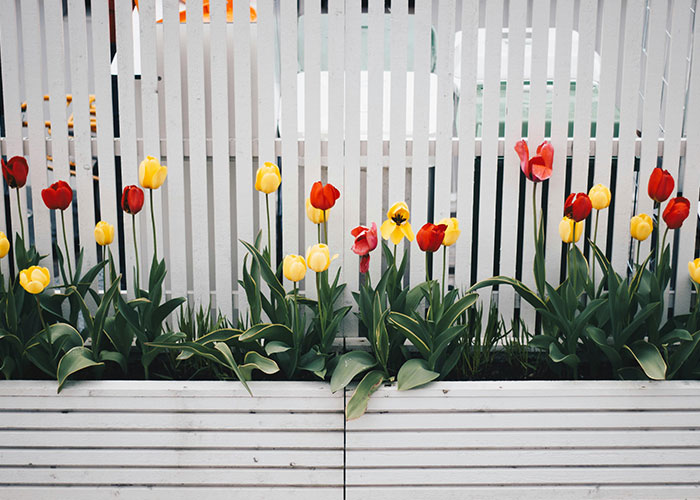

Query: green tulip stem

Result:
[661,226,670,261]
[150,189,158,261]
[293,282,298,309]
[592,209,599,287]
[532,182,538,246]
[265,193,272,263]
[393,244,397,265]
[60,210,73,281]
[317,224,321,245]
[365,266,371,289]
[132,214,141,293]
[323,212,328,244]
[441,246,447,295]
[316,271,325,341]
[425,252,430,283]
[654,201,661,271]
[635,240,641,271]
[15,188,24,242]
[35,296,48,333]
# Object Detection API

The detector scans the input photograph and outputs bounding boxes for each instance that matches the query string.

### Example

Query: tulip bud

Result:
[630,214,653,241]
[139,156,168,189]
[689,258,700,284]
[0,231,9,259]
[2,156,29,188]
[94,221,115,246]
[19,266,50,294]
[662,196,690,230]
[564,193,592,222]
[41,180,73,211]
[648,167,675,203]
[306,244,338,273]
[558,217,582,244]
[283,254,306,282]
[255,162,282,194]
[588,184,611,210]
[416,223,448,252]
[439,218,461,246]
[306,198,327,224]
[122,185,145,215]
[309,181,341,211]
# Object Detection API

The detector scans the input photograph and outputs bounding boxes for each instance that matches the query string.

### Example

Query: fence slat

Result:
[303,0,322,298]
[20,0,52,264]
[0,0,23,275]
[545,1,574,284]
[610,0,645,272]
[161,0,188,301]
[90,0,120,286]
[500,0,527,324]
[676,2,700,314]
[475,0,502,299]
[44,0,75,277]
[279,0,299,262]
[388,0,407,207]
[343,0,362,336]
[209,0,232,317]
[410,0,434,288]
[115,0,140,298]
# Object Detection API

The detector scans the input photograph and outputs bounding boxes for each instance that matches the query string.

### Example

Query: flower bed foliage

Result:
[1,141,699,419]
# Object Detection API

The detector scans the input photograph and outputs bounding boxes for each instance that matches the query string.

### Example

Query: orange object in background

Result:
[135,0,257,23]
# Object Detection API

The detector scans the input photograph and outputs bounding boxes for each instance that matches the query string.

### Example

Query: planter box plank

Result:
[346,381,700,498]
[0,381,343,498]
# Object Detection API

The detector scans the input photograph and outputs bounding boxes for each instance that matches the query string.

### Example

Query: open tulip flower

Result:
[589,184,611,211]
[139,156,168,190]
[515,140,553,183]
[559,217,582,244]
[380,202,415,245]
[2,156,29,188]
[0,231,9,259]
[19,266,50,295]
[662,196,690,230]
[255,162,281,194]
[630,214,653,241]
[309,181,340,211]
[283,254,307,283]
[564,193,592,222]
[306,244,338,273]
[94,221,115,246]
[351,222,378,274]
[648,167,675,203]
[121,185,145,215]
[41,180,73,211]
[689,259,700,285]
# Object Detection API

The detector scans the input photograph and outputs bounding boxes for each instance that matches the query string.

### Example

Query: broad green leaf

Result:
[213,342,252,394]
[330,351,377,393]
[239,323,294,343]
[346,370,385,420]
[659,329,693,346]
[468,276,547,311]
[624,340,667,380]
[98,350,127,373]
[529,335,556,351]
[239,351,280,380]
[397,358,439,391]
[57,347,103,392]
[47,323,84,352]
[436,293,478,333]
[668,331,700,379]
[151,297,187,331]
[548,343,580,370]
[265,341,292,355]
[584,326,622,369]
[198,328,243,346]
[388,312,430,358]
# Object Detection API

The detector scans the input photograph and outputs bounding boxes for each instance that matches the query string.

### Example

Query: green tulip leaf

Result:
[264,340,291,355]
[624,340,667,380]
[397,358,439,391]
[346,370,385,421]
[47,323,84,352]
[548,343,580,369]
[659,329,693,346]
[330,351,377,393]
[239,351,280,380]
[57,347,104,392]
[198,328,243,346]
[239,323,294,344]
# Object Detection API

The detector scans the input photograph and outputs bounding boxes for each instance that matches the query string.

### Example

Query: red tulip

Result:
[564,193,592,222]
[416,223,447,253]
[351,223,378,273]
[121,185,145,215]
[648,167,675,203]
[41,180,73,210]
[309,181,340,211]
[515,140,553,183]
[2,156,29,188]
[662,196,690,229]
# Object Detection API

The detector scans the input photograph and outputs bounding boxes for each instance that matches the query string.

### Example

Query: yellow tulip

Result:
[0,231,9,259]
[255,162,281,194]
[630,214,653,241]
[439,217,461,246]
[19,266,50,294]
[689,259,700,284]
[380,201,415,245]
[588,184,611,210]
[306,198,327,224]
[558,217,583,244]
[94,221,115,246]
[283,254,306,282]
[139,155,168,189]
[306,244,338,273]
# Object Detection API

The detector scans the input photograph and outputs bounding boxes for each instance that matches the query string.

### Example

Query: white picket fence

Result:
[1,0,699,334]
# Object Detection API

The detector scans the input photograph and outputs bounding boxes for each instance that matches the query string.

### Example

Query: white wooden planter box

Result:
[1,380,700,499]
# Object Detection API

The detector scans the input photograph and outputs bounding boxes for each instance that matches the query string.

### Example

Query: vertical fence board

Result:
[344,0,362,335]
[410,0,433,287]
[20,0,52,262]
[500,0,527,324]
[610,0,645,272]
[279,0,299,261]
[210,0,233,317]
[162,0,188,301]
[545,1,574,283]
[115,0,140,298]
[388,0,407,206]
[676,0,700,313]
[44,0,75,276]
[475,0,502,301]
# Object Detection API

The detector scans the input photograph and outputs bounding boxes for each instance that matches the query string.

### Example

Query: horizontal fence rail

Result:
[0,0,698,334]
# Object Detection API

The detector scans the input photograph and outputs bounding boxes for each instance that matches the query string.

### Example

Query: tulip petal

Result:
[514,140,530,177]
[380,220,396,240]
[390,226,404,245]
[400,221,415,242]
